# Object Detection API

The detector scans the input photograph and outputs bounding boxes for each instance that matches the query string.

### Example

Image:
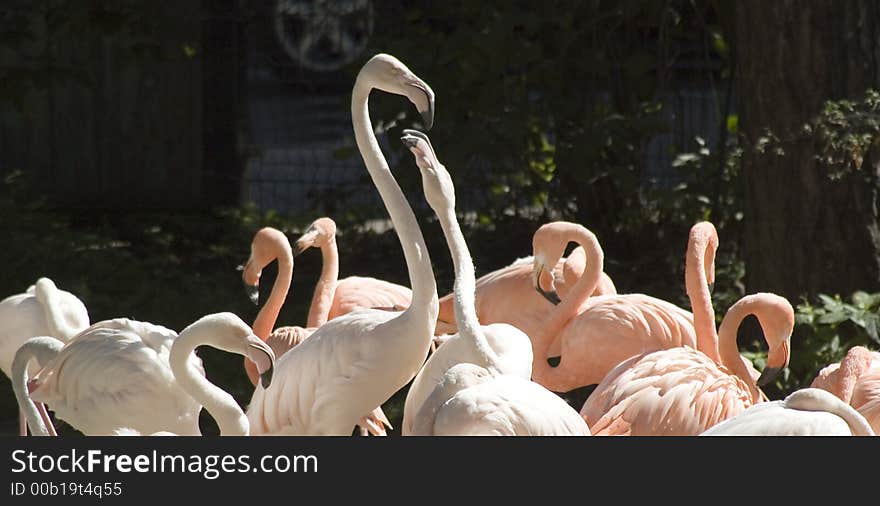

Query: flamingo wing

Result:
[582,348,752,436]
[29,319,203,435]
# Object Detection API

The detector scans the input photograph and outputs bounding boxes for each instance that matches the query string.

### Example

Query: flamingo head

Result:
[239,227,292,305]
[358,53,435,130]
[188,313,277,389]
[293,218,337,256]
[753,293,794,387]
[531,223,575,305]
[400,129,455,213]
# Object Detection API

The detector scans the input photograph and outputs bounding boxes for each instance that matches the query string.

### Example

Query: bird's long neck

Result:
[170,330,248,436]
[35,283,81,341]
[530,227,603,387]
[534,227,603,358]
[435,206,499,366]
[836,349,872,404]
[11,337,63,436]
[685,230,721,363]
[785,389,875,436]
[351,79,438,327]
[306,237,340,328]
[252,251,293,341]
[716,301,763,403]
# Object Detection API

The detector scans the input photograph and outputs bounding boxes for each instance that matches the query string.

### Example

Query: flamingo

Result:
[700,388,874,436]
[400,130,589,436]
[19,312,268,436]
[239,226,392,436]
[433,237,616,337]
[810,345,880,434]
[411,363,591,436]
[293,216,413,327]
[528,221,698,393]
[244,53,438,435]
[0,277,90,435]
[111,313,276,436]
[10,336,63,436]
[580,223,792,435]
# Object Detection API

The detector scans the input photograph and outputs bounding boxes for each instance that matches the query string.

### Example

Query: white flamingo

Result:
[10,336,63,436]
[400,130,590,436]
[700,388,875,436]
[20,313,272,436]
[0,277,89,435]
[245,53,439,435]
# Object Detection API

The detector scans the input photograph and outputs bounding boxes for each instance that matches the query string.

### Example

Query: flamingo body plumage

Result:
[27,318,205,436]
[0,278,89,378]
[434,249,616,336]
[413,363,591,436]
[810,345,880,434]
[700,388,875,436]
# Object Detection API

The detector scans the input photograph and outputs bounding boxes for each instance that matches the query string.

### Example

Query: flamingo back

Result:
[29,318,204,436]
[433,374,591,436]
[0,294,53,378]
[401,322,533,435]
[542,294,697,390]
[327,276,413,321]
[582,347,753,436]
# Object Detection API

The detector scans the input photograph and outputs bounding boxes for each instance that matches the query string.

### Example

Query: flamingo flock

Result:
[3,53,877,437]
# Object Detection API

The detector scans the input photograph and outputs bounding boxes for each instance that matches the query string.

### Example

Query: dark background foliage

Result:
[1,0,877,435]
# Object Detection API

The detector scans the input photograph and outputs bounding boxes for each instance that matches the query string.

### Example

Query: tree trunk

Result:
[735,0,880,304]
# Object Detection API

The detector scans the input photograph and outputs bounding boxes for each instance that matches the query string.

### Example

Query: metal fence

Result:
[239,2,735,217]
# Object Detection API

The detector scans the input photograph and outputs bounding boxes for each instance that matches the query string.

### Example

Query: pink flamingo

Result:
[810,345,880,434]
[434,239,616,336]
[528,221,697,393]
[239,226,392,436]
[292,216,413,327]
[580,222,792,435]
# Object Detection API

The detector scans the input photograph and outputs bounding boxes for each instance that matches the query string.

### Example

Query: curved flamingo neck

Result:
[251,248,293,341]
[836,347,873,403]
[11,337,63,436]
[435,206,499,366]
[170,329,248,436]
[306,236,339,328]
[716,301,764,403]
[351,77,438,323]
[535,226,603,358]
[685,226,721,363]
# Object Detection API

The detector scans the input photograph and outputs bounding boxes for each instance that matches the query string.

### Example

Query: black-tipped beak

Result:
[260,367,273,389]
[246,339,275,388]
[420,109,434,131]
[756,366,781,387]
[419,96,434,131]
[533,266,562,305]
[401,135,419,150]
[538,286,562,305]
[292,240,307,257]
[401,128,432,150]
[244,283,260,306]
